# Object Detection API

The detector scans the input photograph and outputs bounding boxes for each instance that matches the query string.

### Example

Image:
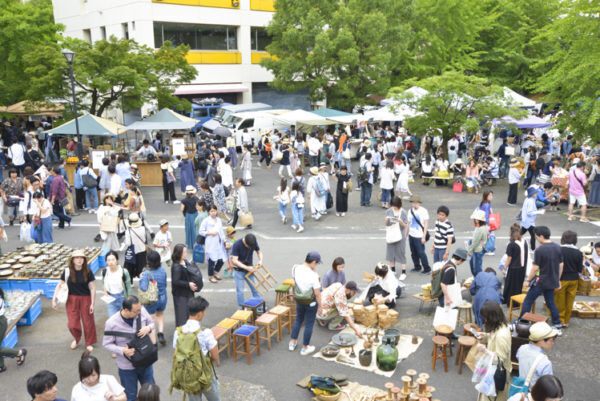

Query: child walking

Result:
[275,178,290,224]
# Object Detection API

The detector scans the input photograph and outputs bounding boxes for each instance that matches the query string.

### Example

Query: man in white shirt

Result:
[289,251,323,356]
[307,134,322,167]
[8,138,26,176]
[219,156,234,193]
[108,165,122,198]
[134,140,157,160]
[172,297,220,401]
[408,195,431,274]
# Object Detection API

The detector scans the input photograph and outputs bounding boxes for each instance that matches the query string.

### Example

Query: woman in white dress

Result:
[395,156,412,199]
[307,166,327,220]
[96,194,120,252]
[199,204,228,284]
[240,144,253,185]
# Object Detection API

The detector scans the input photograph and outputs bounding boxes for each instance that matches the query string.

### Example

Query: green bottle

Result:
[376,336,398,371]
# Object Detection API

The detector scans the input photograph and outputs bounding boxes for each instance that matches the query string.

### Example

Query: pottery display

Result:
[358,348,373,366]
[331,333,357,347]
[515,319,532,338]
[384,328,401,346]
[320,345,340,358]
[3,290,43,326]
[376,336,399,371]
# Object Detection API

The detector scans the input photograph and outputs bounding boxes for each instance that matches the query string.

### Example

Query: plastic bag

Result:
[475,364,497,397]
[20,222,33,243]
[472,351,494,383]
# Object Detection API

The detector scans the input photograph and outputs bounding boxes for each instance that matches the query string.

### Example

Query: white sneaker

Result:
[341,213,346,217]
[283,216,287,224]
[165,200,169,204]
[173,200,181,204]
[300,345,315,356]
[399,273,407,281]
[297,226,304,233]
[336,213,340,217]
[291,224,297,230]
[485,252,495,256]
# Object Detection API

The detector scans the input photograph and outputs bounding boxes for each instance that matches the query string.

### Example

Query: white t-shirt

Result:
[436,159,449,171]
[153,230,172,262]
[379,167,395,190]
[71,374,124,401]
[408,206,429,238]
[293,264,320,293]
[103,267,125,294]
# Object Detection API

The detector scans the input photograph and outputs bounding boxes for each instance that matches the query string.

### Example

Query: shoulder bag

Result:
[139,270,159,305]
[82,169,98,188]
[131,226,153,253]
[56,268,70,304]
[386,211,403,244]
[104,314,158,370]
[410,209,430,242]
[100,212,119,233]
[293,265,315,305]
[124,228,137,264]
[508,354,544,398]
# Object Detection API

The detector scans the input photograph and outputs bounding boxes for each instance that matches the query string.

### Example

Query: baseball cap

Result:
[159,218,168,227]
[345,281,361,294]
[529,322,558,342]
[306,251,322,264]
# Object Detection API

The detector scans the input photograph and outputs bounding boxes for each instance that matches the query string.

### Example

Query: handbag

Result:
[342,148,351,159]
[386,213,403,244]
[505,146,515,156]
[410,209,430,242]
[452,182,463,193]
[433,306,458,328]
[104,315,158,370]
[193,243,205,263]
[508,354,544,398]
[489,213,501,231]
[494,359,507,392]
[20,222,33,243]
[446,272,463,308]
[58,197,69,208]
[239,211,254,227]
[82,170,98,188]
[326,191,333,209]
[100,214,119,233]
[185,261,204,292]
[139,270,159,305]
[124,228,136,264]
[56,268,70,304]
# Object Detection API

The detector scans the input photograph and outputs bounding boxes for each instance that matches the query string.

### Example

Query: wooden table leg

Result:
[256,330,261,356]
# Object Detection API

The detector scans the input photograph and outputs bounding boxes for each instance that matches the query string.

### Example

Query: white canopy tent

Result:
[502,87,537,109]
[327,104,418,124]
[380,86,429,106]
[273,109,336,126]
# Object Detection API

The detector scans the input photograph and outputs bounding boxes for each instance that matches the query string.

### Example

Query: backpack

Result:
[101,268,127,291]
[315,176,327,197]
[170,327,214,399]
[358,166,369,183]
[185,261,204,292]
[431,262,455,299]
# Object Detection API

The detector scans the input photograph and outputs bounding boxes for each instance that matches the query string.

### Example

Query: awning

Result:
[503,87,537,108]
[0,100,65,116]
[381,86,429,106]
[274,110,336,126]
[46,113,124,137]
[493,115,553,129]
[126,108,197,131]
[311,108,352,118]
[174,84,249,96]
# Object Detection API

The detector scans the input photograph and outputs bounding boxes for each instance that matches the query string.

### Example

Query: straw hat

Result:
[130,164,138,170]
[225,226,236,236]
[319,163,327,170]
[454,158,464,165]
[580,244,593,257]
[102,193,115,202]
[470,209,487,222]
[310,167,319,175]
[128,212,143,227]
[409,194,421,203]
[181,153,189,160]
[68,249,88,264]
[185,185,197,195]
[363,139,371,147]
[509,158,520,167]
[282,138,290,144]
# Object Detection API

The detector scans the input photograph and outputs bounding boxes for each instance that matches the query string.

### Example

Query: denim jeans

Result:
[381,188,392,204]
[466,177,480,191]
[519,283,561,326]
[234,269,260,308]
[208,259,224,277]
[187,374,220,401]
[433,247,447,263]
[408,235,430,272]
[106,291,125,317]
[469,251,484,276]
[360,183,372,205]
[278,202,288,219]
[292,204,304,226]
[85,187,98,209]
[524,169,538,187]
[499,156,510,178]
[118,366,155,401]
[309,155,319,167]
[291,301,317,346]
[52,201,71,228]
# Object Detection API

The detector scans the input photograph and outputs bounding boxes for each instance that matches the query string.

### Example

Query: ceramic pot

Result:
[515,319,532,338]
[376,337,398,371]
[359,349,372,366]
[384,328,401,346]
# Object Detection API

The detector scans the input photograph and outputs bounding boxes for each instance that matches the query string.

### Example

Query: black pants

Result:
[231,208,239,227]
[508,183,519,204]
[173,295,191,327]
[521,225,536,250]
[52,201,71,228]
[75,188,86,209]
[259,150,272,166]
[124,252,147,282]
[162,181,176,202]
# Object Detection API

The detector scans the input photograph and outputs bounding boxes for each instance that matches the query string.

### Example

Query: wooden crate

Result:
[573,302,599,318]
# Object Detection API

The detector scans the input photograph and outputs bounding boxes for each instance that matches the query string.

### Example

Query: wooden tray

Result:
[573,302,599,318]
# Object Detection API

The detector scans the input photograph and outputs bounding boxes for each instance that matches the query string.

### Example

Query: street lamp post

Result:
[62,49,83,159]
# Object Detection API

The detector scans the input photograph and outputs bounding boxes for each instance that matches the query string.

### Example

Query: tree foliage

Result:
[534,0,600,140]
[393,71,525,138]
[0,0,63,106]
[23,37,197,116]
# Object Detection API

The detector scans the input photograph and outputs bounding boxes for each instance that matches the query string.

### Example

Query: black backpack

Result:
[104,315,158,370]
[186,261,204,292]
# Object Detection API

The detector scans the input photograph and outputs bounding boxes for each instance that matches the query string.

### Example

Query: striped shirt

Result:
[433,220,454,249]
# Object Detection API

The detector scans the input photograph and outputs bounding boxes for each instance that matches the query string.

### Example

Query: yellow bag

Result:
[239,212,254,227]
[437,170,449,178]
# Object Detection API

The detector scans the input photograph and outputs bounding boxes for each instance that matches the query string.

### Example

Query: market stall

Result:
[0,290,42,349]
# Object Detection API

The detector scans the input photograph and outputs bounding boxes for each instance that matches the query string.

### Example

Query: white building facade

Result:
[52,0,309,113]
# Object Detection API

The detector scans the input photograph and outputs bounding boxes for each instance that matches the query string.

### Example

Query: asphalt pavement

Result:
[2,165,599,401]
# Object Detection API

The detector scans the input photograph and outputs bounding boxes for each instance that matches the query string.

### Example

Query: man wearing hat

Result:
[307,166,327,220]
[316,281,363,338]
[515,322,557,387]
[437,248,468,307]
[507,158,523,205]
[407,195,431,274]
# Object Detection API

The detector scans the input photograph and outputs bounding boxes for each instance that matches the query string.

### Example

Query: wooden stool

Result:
[457,302,473,325]
[210,326,230,364]
[509,294,536,321]
[256,313,279,350]
[241,297,266,323]
[231,309,254,325]
[232,324,261,365]
[462,323,481,338]
[434,325,454,356]
[270,304,292,341]
[275,284,292,305]
[216,318,241,354]
[432,335,449,372]
[282,278,295,287]
[455,335,476,374]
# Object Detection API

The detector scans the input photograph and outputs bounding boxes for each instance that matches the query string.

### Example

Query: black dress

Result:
[503,240,528,304]
[335,173,350,213]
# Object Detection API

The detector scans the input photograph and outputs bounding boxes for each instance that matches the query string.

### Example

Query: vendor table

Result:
[65,161,162,187]
[1,292,41,348]
[412,294,438,314]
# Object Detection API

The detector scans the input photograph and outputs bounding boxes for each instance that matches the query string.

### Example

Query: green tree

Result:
[24,36,196,116]
[392,71,525,141]
[535,0,600,140]
[262,0,411,110]
[0,0,63,106]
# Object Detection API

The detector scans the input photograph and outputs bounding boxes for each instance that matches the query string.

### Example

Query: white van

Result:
[222,111,289,146]
[201,103,272,135]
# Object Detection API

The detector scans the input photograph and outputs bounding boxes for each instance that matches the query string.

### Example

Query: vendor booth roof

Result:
[46,113,124,137]
[274,109,336,126]
[494,115,553,129]
[503,87,537,108]
[311,108,352,118]
[126,108,197,131]
[0,100,64,116]
[380,86,429,106]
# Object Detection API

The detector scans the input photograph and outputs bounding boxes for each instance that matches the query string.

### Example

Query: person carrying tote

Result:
[140,251,168,346]
[123,213,149,283]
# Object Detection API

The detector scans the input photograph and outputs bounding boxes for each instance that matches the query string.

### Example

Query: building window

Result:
[100,26,106,40]
[251,27,270,51]
[153,22,238,51]
[83,29,91,43]
[122,23,129,39]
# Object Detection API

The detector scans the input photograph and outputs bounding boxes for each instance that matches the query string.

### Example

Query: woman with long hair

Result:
[466,158,481,194]
[102,251,131,317]
[385,196,408,279]
[379,160,395,208]
[502,223,528,304]
[140,251,168,345]
[96,194,120,251]
[421,154,434,185]
[395,156,412,198]
[160,154,178,204]
[137,383,161,401]
[32,192,53,243]
[199,204,227,284]
[274,178,290,224]
[476,301,512,401]
[52,249,97,352]
[479,190,494,225]
[171,244,198,327]
[181,186,200,251]
[241,144,253,185]
[213,173,228,218]
[0,287,27,373]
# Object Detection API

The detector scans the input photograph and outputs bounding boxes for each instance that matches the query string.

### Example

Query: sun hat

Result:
[185,185,197,194]
[159,218,168,227]
[454,158,464,165]
[181,153,189,160]
[529,322,558,342]
[225,226,236,236]
[470,209,487,222]
[409,194,421,203]
[363,139,371,147]
[130,164,138,169]
[68,249,88,265]
[526,186,538,197]
[102,193,115,202]
[128,212,143,227]
[310,167,319,175]
[509,158,520,167]
[319,163,327,169]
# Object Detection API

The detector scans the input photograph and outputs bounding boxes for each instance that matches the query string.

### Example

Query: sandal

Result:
[209,277,218,284]
[214,274,222,281]
[86,345,94,353]
[16,349,27,366]
[70,341,79,350]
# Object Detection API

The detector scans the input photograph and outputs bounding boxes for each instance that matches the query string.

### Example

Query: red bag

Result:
[452,182,463,193]
[489,213,501,231]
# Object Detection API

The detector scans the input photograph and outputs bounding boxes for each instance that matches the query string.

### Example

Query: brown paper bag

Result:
[464,343,483,372]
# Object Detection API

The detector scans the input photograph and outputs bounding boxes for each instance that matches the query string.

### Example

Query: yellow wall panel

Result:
[185,51,242,64]
[152,0,240,9]
[250,0,274,11]
[251,52,272,64]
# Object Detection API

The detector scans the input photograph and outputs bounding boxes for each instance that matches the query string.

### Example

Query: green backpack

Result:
[431,262,455,299]
[170,327,215,400]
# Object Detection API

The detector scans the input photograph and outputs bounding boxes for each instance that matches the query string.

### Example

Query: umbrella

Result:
[213,126,232,137]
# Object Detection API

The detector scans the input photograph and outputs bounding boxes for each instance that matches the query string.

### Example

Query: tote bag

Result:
[56,268,70,304]
[433,306,458,328]
[446,268,463,309]
[100,214,119,233]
